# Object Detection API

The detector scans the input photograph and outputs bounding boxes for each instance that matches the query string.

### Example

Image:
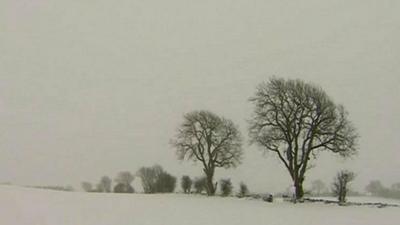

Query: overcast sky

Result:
[0,0,399,193]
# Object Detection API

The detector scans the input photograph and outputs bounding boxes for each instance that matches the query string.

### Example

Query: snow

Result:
[0,185,398,225]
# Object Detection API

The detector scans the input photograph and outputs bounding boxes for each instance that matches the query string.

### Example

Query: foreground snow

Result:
[0,185,398,225]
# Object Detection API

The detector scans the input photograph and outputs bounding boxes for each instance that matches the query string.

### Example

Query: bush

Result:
[113,171,135,193]
[137,165,177,193]
[156,171,176,193]
[220,179,233,197]
[238,182,249,197]
[81,182,93,192]
[194,177,207,194]
[181,176,193,194]
[113,183,134,193]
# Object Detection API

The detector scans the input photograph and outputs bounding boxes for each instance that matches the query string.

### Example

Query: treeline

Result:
[181,176,246,197]
[366,180,400,199]
[82,168,252,198]
[81,165,177,194]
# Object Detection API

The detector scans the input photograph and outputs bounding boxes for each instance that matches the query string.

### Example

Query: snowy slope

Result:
[0,185,398,225]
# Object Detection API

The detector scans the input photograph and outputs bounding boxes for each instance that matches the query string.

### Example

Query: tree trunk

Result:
[204,169,216,196]
[294,176,305,200]
[295,183,304,200]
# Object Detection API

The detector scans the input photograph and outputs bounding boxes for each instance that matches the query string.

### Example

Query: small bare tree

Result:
[332,170,355,205]
[172,110,243,196]
[249,78,358,200]
[137,165,163,193]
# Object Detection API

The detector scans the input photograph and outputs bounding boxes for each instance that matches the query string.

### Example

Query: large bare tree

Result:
[172,110,243,196]
[249,78,358,200]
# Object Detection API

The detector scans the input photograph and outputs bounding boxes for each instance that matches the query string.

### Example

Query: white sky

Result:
[0,0,399,193]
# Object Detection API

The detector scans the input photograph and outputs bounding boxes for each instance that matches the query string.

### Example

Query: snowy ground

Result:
[1,185,398,225]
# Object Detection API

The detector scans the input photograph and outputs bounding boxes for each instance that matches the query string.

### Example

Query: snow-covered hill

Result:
[0,185,398,225]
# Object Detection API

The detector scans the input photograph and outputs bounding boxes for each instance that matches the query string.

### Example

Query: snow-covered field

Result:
[1,185,398,225]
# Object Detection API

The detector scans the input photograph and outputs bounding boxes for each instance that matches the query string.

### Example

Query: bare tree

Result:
[172,110,243,196]
[137,165,176,193]
[137,165,163,193]
[332,170,355,205]
[249,78,358,200]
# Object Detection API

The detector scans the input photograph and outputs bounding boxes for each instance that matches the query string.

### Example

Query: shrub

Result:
[137,165,176,193]
[156,172,176,193]
[220,179,233,197]
[113,183,134,193]
[81,182,93,192]
[238,182,249,197]
[194,177,207,194]
[181,176,193,194]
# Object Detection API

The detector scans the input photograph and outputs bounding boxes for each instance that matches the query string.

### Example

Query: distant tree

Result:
[97,176,112,193]
[311,179,327,196]
[181,176,193,194]
[172,110,243,196]
[249,78,358,200]
[114,171,135,193]
[391,183,400,191]
[365,180,385,196]
[137,165,176,193]
[332,170,355,205]
[194,177,207,194]
[81,182,93,192]
[390,183,400,199]
[115,171,134,186]
[238,182,249,197]
[220,179,233,196]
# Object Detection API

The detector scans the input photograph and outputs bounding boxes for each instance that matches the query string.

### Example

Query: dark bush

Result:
[194,177,207,194]
[137,165,176,193]
[238,182,249,197]
[113,183,134,193]
[181,176,193,194]
[220,179,233,197]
